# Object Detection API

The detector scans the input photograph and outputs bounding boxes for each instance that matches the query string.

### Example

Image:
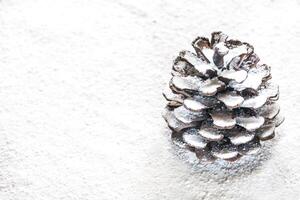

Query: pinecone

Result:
[163,32,284,162]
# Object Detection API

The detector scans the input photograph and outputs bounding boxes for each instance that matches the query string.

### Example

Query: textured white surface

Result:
[0,0,299,199]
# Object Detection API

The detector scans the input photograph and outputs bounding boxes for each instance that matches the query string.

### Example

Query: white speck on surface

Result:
[0,0,299,199]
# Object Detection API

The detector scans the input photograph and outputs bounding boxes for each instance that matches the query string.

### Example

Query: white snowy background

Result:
[0,0,299,199]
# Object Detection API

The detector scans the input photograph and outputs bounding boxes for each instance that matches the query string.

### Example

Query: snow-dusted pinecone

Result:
[163,32,284,162]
